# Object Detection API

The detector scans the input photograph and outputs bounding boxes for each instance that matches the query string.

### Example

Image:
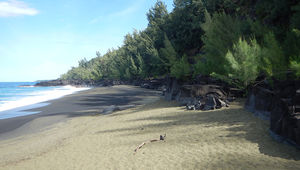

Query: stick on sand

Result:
[134,134,166,153]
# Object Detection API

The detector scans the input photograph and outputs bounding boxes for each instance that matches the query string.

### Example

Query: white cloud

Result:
[0,0,38,17]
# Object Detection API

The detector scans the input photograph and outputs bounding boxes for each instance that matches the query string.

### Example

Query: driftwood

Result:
[134,134,166,153]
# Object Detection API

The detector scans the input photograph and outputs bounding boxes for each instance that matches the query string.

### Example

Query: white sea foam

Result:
[0,86,90,113]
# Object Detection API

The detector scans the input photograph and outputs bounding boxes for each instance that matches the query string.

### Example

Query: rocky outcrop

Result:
[35,78,166,90]
[245,86,274,120]
[245,79,300,148]
[164,76,238,111]
[35,79,98,87]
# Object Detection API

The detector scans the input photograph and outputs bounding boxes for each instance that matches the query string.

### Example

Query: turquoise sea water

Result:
[0,82,89,119]
[0,82,53,105]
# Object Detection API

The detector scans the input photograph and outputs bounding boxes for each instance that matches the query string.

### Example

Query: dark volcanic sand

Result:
[0,85,161,140]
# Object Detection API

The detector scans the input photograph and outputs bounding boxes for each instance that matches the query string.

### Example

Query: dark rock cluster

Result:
[245,79,300,148]
[34,78,166,90]
[164,77,241,111]
[35,79,97,87]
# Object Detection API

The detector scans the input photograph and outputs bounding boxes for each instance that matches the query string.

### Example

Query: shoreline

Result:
[0,84,90,117]
[0,85,161,140]
[1,85,300,169]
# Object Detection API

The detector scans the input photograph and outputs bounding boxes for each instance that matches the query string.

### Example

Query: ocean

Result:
[0,82,89,119]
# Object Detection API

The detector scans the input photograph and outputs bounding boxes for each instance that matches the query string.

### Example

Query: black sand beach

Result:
[0,85,300,169]
[0,85,161,140]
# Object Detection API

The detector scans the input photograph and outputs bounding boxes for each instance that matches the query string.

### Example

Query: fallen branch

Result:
[134,134,166,153]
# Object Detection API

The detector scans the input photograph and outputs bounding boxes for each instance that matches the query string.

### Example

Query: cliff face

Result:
[245,79,300,148]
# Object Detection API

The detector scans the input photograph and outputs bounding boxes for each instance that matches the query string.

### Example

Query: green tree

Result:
[146,0,169,50]
[222,38,261,88]
[166,0,206,55]
[260,32,287,77]
[170,54,191,79]
[201,12,244,74]
[159,34,178,74]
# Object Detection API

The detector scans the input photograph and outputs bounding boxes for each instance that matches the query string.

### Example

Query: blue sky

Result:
[0,0,173,82]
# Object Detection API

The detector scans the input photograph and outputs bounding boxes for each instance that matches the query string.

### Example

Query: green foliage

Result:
[167,0,205,55]
[170,55,191,79]
[146,1,169,50]
[222,38,261,88]
[290,56,300,77]
[255,0,291,39]
[147,0,168,27]
[203,0,238,14]
[201,12,245,74]
[61,0,299,85]
[159,34,178,73]
[122,31,162,79]
[193,57,209,76]
[283,29,300,61]
[291,3,300,30]
[249,20,271,44]
[260,32,287,78]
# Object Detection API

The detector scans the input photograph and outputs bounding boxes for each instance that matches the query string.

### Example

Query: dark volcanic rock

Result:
[163,76,233,111]
[35,79,67,86]
[35,79,97,87]
[245,86,274,120]
[246,79,300,148]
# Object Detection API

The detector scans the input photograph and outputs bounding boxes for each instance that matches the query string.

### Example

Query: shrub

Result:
[213,38,261,88]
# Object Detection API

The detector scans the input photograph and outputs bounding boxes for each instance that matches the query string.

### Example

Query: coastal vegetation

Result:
[61,0,300,88]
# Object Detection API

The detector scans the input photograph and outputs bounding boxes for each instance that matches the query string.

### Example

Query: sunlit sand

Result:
[0,91,300,170]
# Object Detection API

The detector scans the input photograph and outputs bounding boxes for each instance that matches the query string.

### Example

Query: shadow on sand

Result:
[96,100,300,161]
[9,86,300,161]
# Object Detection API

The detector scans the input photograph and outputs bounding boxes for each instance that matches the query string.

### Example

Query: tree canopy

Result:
[61,0,300,88]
